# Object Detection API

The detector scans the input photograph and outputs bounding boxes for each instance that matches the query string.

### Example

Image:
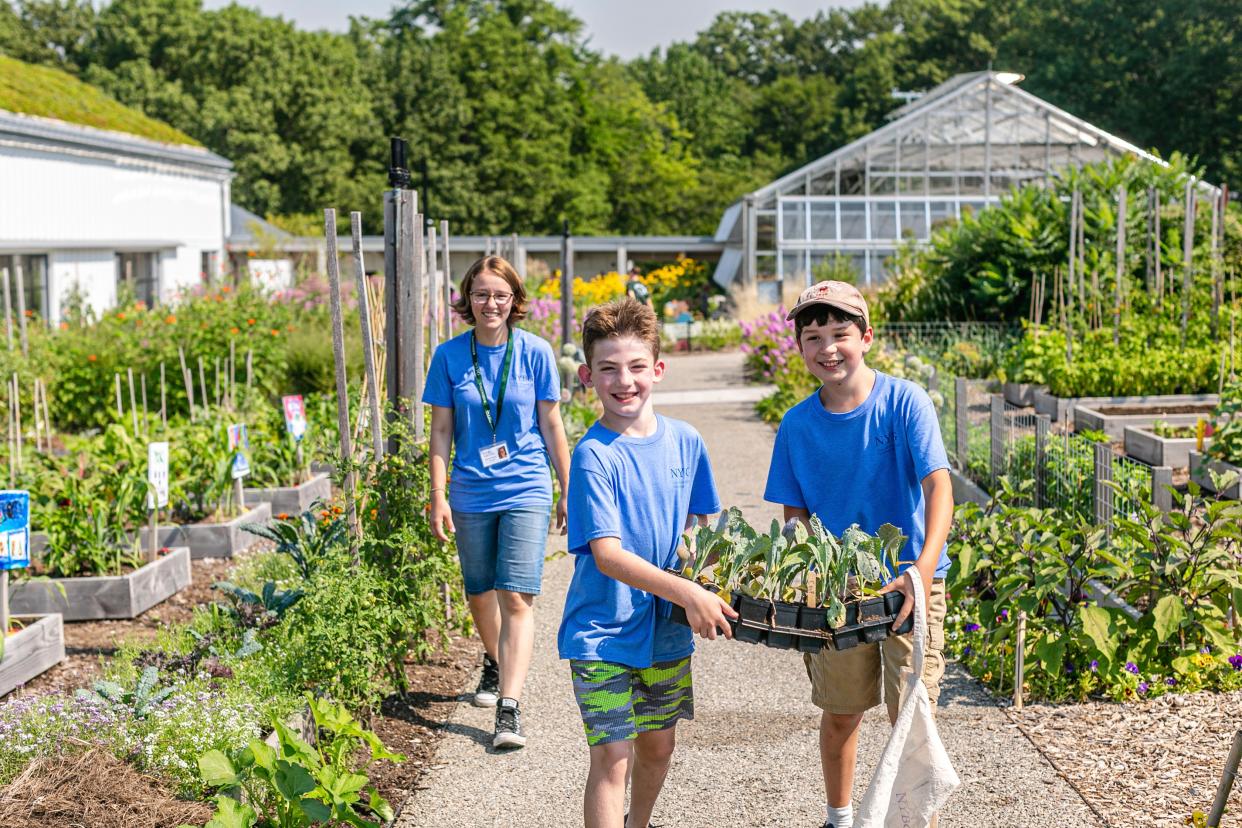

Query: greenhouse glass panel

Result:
[757,211,777,250]
[809,202,837,240]
[928,174,957,194]
[870,250,894,285]
[930,201,957,229]
[782,250,809,285]
[781,203,807,242]
[756,254,777,282]
[809,172,836,195]
[840,203,867,239]
[871,202,898,239]
[899,202,929,239]
[959,174,986,194]
[871,174,897,195]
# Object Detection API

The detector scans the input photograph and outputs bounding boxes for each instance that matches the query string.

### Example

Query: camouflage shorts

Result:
[569,657,694,746]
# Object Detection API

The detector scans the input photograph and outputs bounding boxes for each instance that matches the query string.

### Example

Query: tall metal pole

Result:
[560,220,573,348]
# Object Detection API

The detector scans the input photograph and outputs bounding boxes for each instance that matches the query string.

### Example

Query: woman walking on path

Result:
[425,255,571,750]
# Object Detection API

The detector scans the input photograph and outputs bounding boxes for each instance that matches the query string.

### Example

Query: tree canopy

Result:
[0,0,1235,235]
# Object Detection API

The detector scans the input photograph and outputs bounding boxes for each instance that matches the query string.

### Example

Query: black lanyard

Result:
[470,332,514,439]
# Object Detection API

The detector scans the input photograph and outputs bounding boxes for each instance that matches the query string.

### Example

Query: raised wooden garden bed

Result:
[1123,426,1210,469]
[1032,389,1216,425]
[1073,395,1217,440]
[244,472,332,517]
[0,614,65,697]
[138,502,273,559]
[1189,451,1242,499]
[7,547,191,621]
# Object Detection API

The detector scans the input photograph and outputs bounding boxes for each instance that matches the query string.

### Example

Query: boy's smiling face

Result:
[578,335,664,425]
[797,317,873,387]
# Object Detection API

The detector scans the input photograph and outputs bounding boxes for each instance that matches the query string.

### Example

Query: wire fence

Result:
[947,380,1176,527]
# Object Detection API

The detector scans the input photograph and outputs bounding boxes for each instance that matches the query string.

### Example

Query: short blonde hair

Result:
[581,298,660,367]
[451,256,528,326]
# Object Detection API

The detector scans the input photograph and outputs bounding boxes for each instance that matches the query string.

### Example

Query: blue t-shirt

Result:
[557,415,721,668]
[422,327,560,513]
[763,371,951,578]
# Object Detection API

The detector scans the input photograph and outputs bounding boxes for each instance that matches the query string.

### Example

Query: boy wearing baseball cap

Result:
[762,281,954,828]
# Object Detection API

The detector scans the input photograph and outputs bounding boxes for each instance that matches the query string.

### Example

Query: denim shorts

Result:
[451,506,551,596]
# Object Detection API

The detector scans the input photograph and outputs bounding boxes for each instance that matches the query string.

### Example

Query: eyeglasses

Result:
[470,291,514,305]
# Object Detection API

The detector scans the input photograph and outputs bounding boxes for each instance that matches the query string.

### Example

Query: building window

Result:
[200,250,219,284]
[0,255,49,320]
[117,252,160,306]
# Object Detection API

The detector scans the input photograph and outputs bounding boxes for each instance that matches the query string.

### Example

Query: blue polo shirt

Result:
[558,416,720,668]
[422,327,559,513]
[763,371,951,577]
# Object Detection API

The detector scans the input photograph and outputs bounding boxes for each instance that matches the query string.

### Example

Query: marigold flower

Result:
[319,510,330,518]
[276,512,289,521]
[247,318,255,325]
[165,315,176,324]
[222,285,232,292]
[370,508,378,519]
[230,327,239,334]
[270,329,279,336]
[332,505,343,515]
[58,322,68,330]
[87,354,97,362]
[116,312,126,321]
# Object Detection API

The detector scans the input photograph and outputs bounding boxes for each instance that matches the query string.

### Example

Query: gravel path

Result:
[398,351,1099,827]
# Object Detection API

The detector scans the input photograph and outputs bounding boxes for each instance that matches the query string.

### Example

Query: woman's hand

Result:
[430,491,455,542]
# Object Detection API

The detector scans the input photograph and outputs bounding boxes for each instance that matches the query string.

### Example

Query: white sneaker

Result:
[472,654,499,707]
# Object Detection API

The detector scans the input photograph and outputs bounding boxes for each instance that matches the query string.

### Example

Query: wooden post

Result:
[385,188,420,449]
[11,375,20,474]
[1035,414,1050,507]
[148,505,158,563]
[560,222,573,348]
[1210,188,1222,339]
[1152,465,1173,512]
[229,339,236,411]
[1181,179,1195,348]
[160,362,168,429]
[1093,441,1113,532]
[114,372,124,421]
[140,372,148,435]
[441,220,453,340]
[31,379,41,454]
[39,379,51,451]
[0,266,11,352]
[427,223,440,357]
[233,477,245,514]
[954,378,968,469]
[1208,730,1242,828]
[989,394,1004,486]
[324,209,360,559]
[245,349,253,399]
[13,263,27,357]
[1154,187,1164,306]
[351,212,385,464]
[178,347,195,421]
[198,357,208,415]
[1067,189,1078,304]
[412,211,426,441]
[127,367,139,436]
[1013,610,1027,711]
[1114,185,1125,344]
[213,357,221,408]
[6,379,13,486]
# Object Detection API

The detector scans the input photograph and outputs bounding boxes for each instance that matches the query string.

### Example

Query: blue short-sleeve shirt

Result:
[763,371,951,577]
[557,415,720,668]
[422,327,560,513]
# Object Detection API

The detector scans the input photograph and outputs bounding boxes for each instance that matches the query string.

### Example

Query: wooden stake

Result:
[1013,610,1027,711]
[1154,188,1164,306]
[178,347,195,421]
[441,220,453,340]
[351,212,385,464]
[198,357,208,415]
[213,357,221,408]
[12,375,20,473]
[324,209,360,560]
[148,505,158,564]
[427,223,440,357]
[245,349,253,399]
[1114,185,1126,345]
[1181,179,1195,348]
[233,477,245,514]
[160,362,168,429]
[13,263,28,357]
[0,267,11,352]
[32,378,43,453]
[1067,189,1078,303]
[6,379,13,486]
[1,571,8,651]
[140,372,149,435]
[1210,188,1222,339]
[127,367,139,436]
[115,372,124,421]
[39,378,51,452]
[229,339,236,411]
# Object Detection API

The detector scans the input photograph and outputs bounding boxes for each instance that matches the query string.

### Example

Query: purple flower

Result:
[1125,662,1139,674]
[996,609,1009,623]
[1229,654,1242,671]
[1089,660,1099,672]
[965,623,981,632]
[1201,645,1212,654]
[962,645,972,657]
[1165,677,1177,686]
[1137,681,1149,694]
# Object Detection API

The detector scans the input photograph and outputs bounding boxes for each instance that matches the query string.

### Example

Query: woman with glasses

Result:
[424,255,571,751]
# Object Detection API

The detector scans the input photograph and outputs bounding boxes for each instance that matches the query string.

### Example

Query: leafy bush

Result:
[1208,381,1242,465]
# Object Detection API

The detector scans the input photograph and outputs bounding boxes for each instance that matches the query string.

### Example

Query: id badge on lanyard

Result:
[472,333,515,468]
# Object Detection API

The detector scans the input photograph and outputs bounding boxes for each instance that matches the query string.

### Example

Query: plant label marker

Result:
[228,424,250,512]
[282,394,309,479]
[147,442,169,563]
[0,490,32,643]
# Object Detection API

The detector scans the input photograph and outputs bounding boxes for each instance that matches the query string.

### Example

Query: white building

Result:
[0,108,232,322]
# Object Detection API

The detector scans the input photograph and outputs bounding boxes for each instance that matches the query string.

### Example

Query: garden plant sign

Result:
[0,489,31,660]
[229,423,250,512]
[282,394,309,482]
[147,442,169,563]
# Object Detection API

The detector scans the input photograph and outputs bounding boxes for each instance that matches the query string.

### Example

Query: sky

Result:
[200,1,868,58]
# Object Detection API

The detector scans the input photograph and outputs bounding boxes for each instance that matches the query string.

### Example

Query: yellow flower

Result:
[981,671,993,683]
[1192,652,1214,669]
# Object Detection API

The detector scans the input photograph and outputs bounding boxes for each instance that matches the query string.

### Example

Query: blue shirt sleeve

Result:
[422,344,453,407]
[905,396,950,482]
[532,338,561,402]
[567,464,621,556]
[688,436,721,516]
[763,415,806,509]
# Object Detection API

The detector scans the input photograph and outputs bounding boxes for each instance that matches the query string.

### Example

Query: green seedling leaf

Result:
[198,750,239,787]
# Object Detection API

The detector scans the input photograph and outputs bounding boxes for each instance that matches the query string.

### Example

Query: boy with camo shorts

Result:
[557,299,737,828]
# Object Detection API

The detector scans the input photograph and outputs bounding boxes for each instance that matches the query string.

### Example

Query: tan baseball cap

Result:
[785,280,870,327]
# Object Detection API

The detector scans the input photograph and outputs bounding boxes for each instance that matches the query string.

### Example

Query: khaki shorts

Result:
[803,579,947,720]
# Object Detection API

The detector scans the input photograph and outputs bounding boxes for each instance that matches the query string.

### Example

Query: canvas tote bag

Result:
[856,572,961,828]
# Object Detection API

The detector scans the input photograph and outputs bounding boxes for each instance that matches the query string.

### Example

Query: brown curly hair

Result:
[450,256,528,326]
[581,298,660,367]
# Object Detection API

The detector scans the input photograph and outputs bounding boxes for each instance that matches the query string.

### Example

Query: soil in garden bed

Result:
[23,546,178,579]
[367,630,484,817]
[14,555,237,697]
[1092,404,1215,417]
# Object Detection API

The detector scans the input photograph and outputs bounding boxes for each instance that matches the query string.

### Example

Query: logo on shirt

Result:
[670,466,692,484]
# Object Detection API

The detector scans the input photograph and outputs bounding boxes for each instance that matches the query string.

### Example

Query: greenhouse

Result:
[714,70,1178,299]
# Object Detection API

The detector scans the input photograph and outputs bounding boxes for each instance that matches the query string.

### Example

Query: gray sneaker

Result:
[473,654,499,707]
[492,697,526,749]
